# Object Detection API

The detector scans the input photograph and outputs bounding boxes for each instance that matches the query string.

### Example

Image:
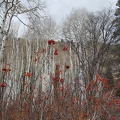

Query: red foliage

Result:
[0,82,6,87]
[63,46,68,51]
[52,76,56,81]
[34,52,39,56]
[97,99,101,104]
[83,113,88,117]
[97,77,103,82]
[59,78,64,83]
[2,68,7,72]
[114,99,120,105]
[89,97,93,102]
[66,84,69,90]
[34,57,37,62]
[111,116,115,120]
[24,102,28,107]
[24,72,31,77]
[24,80,27,86]
[60,86,64,91]
[65,65,70,69]
[2,67,11,72]
[96,74,103,82]
[83,101,87,105]
[89,80,95,86]
[103,78,108,85]
[72,100,75,105]
[59,70,62,73]
[48,39,55,45]
[56,64,59,69]
[54,49,58,55]
[114,84,119,89]
[41,48,46,53]
[86,86,90,91]
[48,40,52,45]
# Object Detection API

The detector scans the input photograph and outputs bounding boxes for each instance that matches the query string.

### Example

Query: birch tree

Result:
[0,0,45,62]
[62,8,115,83]
[25,16,57,41]
[62,8,116,115]
[0,0,45,114]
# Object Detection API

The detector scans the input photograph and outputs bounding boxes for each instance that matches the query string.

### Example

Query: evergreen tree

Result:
[105,66,114,89]
[114,0,120,42]
[111,44,120,84]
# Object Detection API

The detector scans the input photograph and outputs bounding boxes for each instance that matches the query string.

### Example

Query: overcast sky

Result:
[45,0,118,24]
[18,0,118,37]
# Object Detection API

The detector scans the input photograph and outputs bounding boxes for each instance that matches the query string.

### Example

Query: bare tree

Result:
[63,7,115,81]
[0,1,45,118]
[25,15,57,41]
[62,7,116,115]
[0,0,45,62]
